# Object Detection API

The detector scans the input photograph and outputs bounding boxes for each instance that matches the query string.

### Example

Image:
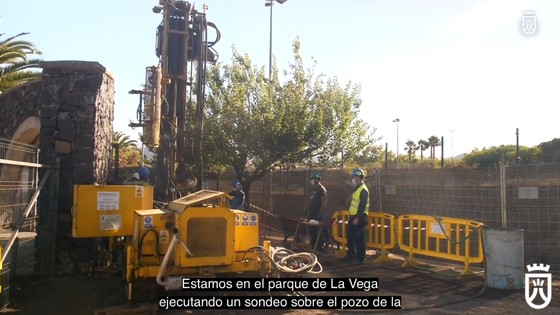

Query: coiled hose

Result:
[269,246,323,275]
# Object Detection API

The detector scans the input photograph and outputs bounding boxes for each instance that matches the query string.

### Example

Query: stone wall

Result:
[0,80,42,139]
[38,61,115,274]
[39,61,114,225]
[0,61,115,276]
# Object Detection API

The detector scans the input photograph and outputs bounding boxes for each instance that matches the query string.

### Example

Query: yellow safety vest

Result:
[349,184,370,215]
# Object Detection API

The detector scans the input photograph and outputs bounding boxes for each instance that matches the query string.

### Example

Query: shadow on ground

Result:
[2,235,560,315]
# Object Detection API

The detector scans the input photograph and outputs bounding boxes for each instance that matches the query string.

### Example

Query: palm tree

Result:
[404,139,418,164]
[428,135,441,159]
[418,139,429,160]
[0,32,42,93]
[113,131,138,150]
[112,131,142,169]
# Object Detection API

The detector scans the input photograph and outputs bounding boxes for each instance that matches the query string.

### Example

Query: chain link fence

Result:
[208,165,560,273]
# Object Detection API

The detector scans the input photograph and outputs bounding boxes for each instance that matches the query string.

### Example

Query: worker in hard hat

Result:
[308,172,327,252]
[125,167,151,185]
[229,179,245,210]
[138,167,150,181]
[343,168,370,264]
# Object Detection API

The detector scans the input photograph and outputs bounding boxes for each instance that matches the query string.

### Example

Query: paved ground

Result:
[2,235,559,315]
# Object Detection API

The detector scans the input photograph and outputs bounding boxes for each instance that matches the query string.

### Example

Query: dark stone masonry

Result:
[39,60,114,223]
[38,61,114,274]
[0,61,115,275]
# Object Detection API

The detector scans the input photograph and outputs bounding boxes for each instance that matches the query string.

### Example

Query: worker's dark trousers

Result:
[345,217,366,261]
[308,213,324,250]
[309,225,324,250]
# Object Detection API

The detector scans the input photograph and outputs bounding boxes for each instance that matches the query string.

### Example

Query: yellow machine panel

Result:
[232,210,260,252]
[175,206,235,267]
[125,190,270,296]
[72,185,153,238]
[133,209,174,265]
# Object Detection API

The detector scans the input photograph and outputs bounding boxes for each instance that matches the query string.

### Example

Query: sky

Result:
[2,0,559,158]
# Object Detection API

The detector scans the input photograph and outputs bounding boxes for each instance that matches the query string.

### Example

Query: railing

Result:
[366,212,396,263]
[331,210,396,262]
[331,211,348,257]
[397,214,484,275]
[0,138,50,307]
[331,211,484,274]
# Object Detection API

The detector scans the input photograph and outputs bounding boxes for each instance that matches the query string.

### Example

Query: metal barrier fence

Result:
[0,138,43,308]
[331,211,348,256]
[367,212,396,263]
[331,211,484,275]
[397,214,484,276]
[212,166,560,274]
[331,211,396,263]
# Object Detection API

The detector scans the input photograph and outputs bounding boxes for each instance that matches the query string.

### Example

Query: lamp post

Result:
[265,0,288,79]
[393,118,400,169]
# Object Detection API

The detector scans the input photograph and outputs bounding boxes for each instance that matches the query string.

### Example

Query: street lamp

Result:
[393,118,400,169]
[265,0,288,79]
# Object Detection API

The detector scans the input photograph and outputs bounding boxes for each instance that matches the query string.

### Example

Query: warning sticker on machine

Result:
[100,214,122,230]
[144,216,153,228]
[97,192,120,210]
[235,214,240,226]
[135,186,143,197]
[250,215,257,226]
[160,230,169,243]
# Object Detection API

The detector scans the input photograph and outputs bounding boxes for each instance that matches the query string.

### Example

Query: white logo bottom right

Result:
[525,264,552,309]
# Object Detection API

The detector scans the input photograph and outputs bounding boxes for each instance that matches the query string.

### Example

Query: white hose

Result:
[269,246,323,275]
[156,232,193,291]
[156,237,321,290]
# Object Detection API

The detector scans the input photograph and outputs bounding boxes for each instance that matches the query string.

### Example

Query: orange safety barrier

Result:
[331,210,396,263]
[331,211,348,257]
[366,212,396,263]
[397,214,484,276]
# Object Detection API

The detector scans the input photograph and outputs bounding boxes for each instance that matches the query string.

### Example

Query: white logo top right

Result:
[520,10,538,37]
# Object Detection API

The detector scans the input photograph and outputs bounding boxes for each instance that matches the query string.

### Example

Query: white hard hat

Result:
[132,173,140,179]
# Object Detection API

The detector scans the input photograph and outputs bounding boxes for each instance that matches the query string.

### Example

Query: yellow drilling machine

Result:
[72,186,274,300]
[74,0,318,302]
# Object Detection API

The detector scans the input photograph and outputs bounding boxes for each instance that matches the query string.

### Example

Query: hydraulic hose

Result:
[156,230,193,291]
[269,246,323,275]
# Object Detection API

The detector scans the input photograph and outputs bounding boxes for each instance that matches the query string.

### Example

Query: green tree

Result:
[418,139,429,160]
[428,135,441,159]
[462,145,539,169]
[353,142,384,166]
[405,139,418,164]
[112,131,141,168]
[0,32,42,93]
[113,131,138,150]
[537,138,560,163]
[204,40,374,203]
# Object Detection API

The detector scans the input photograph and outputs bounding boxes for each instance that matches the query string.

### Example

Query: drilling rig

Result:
[72,1,321,302]
[129,0,219,202]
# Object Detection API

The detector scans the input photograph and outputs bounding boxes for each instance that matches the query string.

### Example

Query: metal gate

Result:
[0,138,52,308]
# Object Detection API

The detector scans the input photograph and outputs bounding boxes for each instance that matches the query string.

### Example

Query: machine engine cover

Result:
[175,206,235,267]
